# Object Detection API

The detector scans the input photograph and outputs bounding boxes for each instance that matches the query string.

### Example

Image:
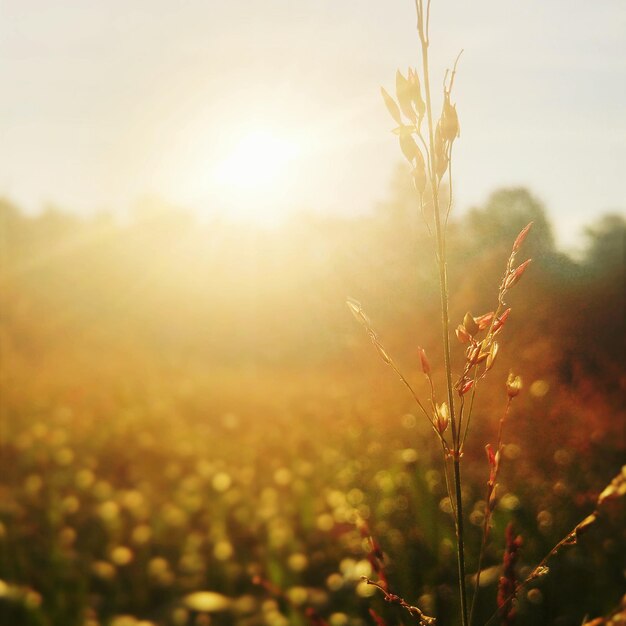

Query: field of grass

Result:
[1,173,625,626]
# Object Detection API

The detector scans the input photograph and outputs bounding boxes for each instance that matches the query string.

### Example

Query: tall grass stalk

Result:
[415,2,468,623]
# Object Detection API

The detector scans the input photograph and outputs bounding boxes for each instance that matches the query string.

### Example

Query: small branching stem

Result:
[362,578,436,626]
[469,397,513,625]
[484,467,624,625]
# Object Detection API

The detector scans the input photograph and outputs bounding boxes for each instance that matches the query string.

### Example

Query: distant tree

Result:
[569,213,626,389]
[463,187,555,259]
[582,213,625,277]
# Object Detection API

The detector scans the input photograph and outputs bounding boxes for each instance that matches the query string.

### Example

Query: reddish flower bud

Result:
[458,379,474,395]
[493,308,511,332]
[474,311,494,331]
[504,259,532,289]
[455,324,471,344]
[512,222,533,253]
[418,346,431,375]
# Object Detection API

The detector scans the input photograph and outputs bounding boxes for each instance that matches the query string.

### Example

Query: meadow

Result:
[0,184,624,626]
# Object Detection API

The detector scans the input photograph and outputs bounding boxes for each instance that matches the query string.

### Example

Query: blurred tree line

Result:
[0,170,623,403]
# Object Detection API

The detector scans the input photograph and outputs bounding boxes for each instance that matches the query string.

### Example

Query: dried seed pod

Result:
[493,308,511,332]
[396,70,417,124]
[463,312,479,336]
[474,311,495,331]
[408,68,426,124]
[399,133,420,164]
[513,222,534,252]
[455,324,471,344]
[381,87,402,125]
[441,94,460,142]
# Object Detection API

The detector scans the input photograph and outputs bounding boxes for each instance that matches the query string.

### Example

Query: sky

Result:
[1,0,625,251]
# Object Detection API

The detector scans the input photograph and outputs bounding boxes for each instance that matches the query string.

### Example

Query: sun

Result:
[214,129,299,191]
[202,128,303,225]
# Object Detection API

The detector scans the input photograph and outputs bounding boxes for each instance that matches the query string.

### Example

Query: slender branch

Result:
[362,577,436,626]
[483,528,577,626]
[460,369,479,450]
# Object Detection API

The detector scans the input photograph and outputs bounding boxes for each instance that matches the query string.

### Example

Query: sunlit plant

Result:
[347,2,623,625]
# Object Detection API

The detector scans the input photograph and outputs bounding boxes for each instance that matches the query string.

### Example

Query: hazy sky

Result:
[1,0,625,251]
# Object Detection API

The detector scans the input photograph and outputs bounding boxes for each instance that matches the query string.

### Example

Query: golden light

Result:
[202,127,303,225]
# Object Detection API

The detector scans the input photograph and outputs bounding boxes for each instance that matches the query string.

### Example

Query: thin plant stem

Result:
[416,2,469,624]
